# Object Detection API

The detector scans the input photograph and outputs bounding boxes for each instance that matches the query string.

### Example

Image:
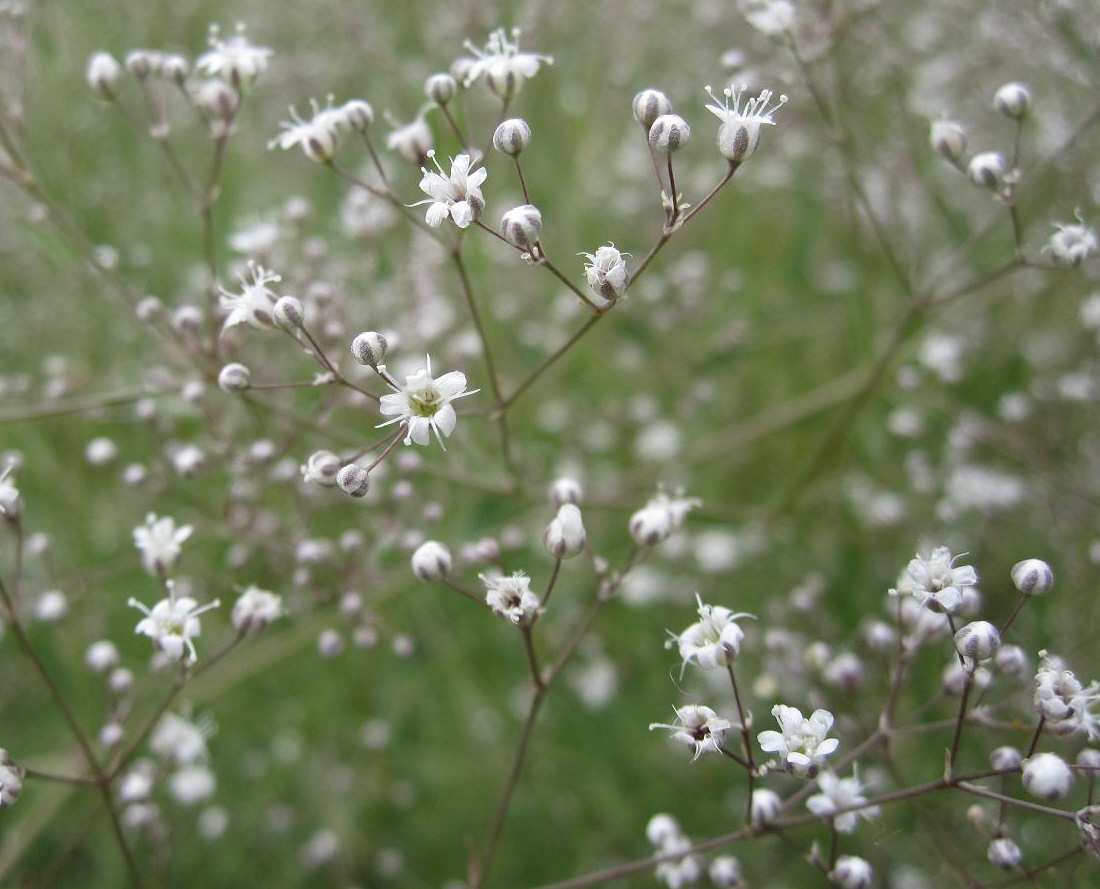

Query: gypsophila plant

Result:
[0,0,1098,886]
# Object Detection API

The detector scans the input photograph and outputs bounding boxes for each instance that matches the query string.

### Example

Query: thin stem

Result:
[502,314,606,410]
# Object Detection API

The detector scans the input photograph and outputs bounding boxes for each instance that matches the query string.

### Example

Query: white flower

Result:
[1022,752,1075,801]
[758,704,840,777]
[581,243,629,301]
[129,583,220,663]
[653,834,702,888]
[150,711,215,765]
[0,749,24,808]
[168,764,216,806]
[0,464,21,518]
[377,355,479,447]
[218,261,281,332]
[629,487,701,546]
[133,513,193,577]
[411,540,453,581]
[462,27,553,98]
[830,855,874,889]
[703,83,787,164]
[543,503,586,559]
[386,111,433,164]
[806,768,880,833]
[740,0,796,36]
[1045,218,1098,267]
[1034,652,1100,740]
[195,23,272,92]
[481,571,540,626]
[411,151,487,228]
[268,97,346,163]
[649,704,732,761]
[231,586,284,635]
[890,546,977,614]
[667,594,755,675]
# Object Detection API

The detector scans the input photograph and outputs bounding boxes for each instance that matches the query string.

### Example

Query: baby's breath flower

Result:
[462,27,552,98]
[649,703,731,761]
[385,110,433,165]
[0,749,24,808]
[829,855,874,889]
[1022,751,1074,801]
[993,82,1030,119]
[806,768,880,833]
[492,118,532,155]
[890,546,977,614]
[231,586,284,635]
[988,837,1023,870]
[930,117,967,163]
[667,593,754,675]
[218,261,281,332]
[704,83,787,165]
[581,243,629,302]
[86,51,123,100]
[268,98,345,163]
[758,704,840,777]
[301,449,341,486]
[648,113,691,154]
[500,204,542,248]
[195,22,272,92]
[751,788,783,826]
[481,571,540,626]
[632,88,673,128]
[217,362,251,393]
[543,503,585,559]
[411,540,452,581]
[629,487,700,547]
[411,151,487,229]
[1045,217,1098,267]
[967,151,1008,192]
[1011,558,1054,595]
[129,582,220,664]
[133,512,192,577]
[740,0,796,36]
[150,711,215,765]
[377,355,479,448]
[1034,652,1100,739]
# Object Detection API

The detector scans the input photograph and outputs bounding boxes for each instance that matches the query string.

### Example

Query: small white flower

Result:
[703,83,787,164]
[649,703,732,761]
[268,97,346,163]
[231,586,284,635]
[168,764,217,806]
[481,571,540,626]
[581,243,629,301]
[758,704,840,777]
[890,546,977,614]
[1045,218,1098,267]
[377,355,479,448]
[806,768,880,833]
[629,487,701,546]
[411,151,487,229]
[218,261,281,332]
[129,583,220,663]
[411,540,453,581]
[829,855,874,889]
[1034,652,1100,740]
[195,23,272,92]
[667,593,755,675]
[150,711,215,765]
[385,111,433,164]
[462,27,553,98]
[740,0,796,36]
[1022,751,1075,801]
[0,749,24,808]
[543,503,586,559]
[652,833,703,888]
[133,513,193,577]
[0,464,19,517]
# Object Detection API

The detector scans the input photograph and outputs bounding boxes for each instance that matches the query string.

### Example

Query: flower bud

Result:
[930,118,967,163]
[954,620,1001,662]
[1077,748,1100,770]
[500,204,542,248]
[1011,558,1053,595]
[85,640,120,673]
[709,856,743,888]
[994,82,1030,120]
[990,746,1022,771]
[750,788,782,826]
[341,99,375,132]
[87,51,123,100]
[543,503,586,559]
[411,540,452,581]
[549,477,583,506]
[336,464,370,498]
[829,855,873,889]
[273,295,305,330]
[124,49,155,80]
[632,88,673,128]
[1022,752,1074,800]
[161,54,190,86]
[301,449,341,486]
[993,644,1030,678]
[0,749,24,808]
[645,813,681,847]
[967,151,1007,191]
[217,362,251,393]
[988,837,1022,870]
[629,504,672,546]
[193,79,239,125]
[648,114,691,154]
[493,118,532,156]
[350,330,387,367]
[425,72,457,106]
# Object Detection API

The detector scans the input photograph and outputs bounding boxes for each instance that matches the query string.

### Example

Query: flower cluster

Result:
[757,704,840,777]
[890,545,977,614]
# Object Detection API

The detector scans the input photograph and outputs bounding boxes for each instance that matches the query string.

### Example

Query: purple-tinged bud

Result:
[273,295,305,330]
[648,114,691,154]
[994,82,1030,120]
[500,204,542,248]
[337,464,370,498]
[351,331,387,367]
[87,52,123,99]
[425,73,457,106]
[967,151,1007,191]
[493,118,532,156]
[217,362,251,393]
[930,118,967,163]
[954,620,1001,662]
[632,88,672,128]
[1011,559,1054,595]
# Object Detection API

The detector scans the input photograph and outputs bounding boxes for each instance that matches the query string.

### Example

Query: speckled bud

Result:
[632,88,672,128]
[493,118,532,156]
[648,114,691,154]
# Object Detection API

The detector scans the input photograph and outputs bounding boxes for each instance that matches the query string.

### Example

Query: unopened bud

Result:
[0,749,24,808]
[1022,752,1074,801]
[543,503,586,559]
[337,464,370,498]
[629,504,672,546]
[987,837,1022,871]
[500,204,542,248]
[549,477,583,506]
[87,52,123,99]
[990,746,1022,771]
[829,855,873,889]
[161,54,190,86]
[411,540,452,581]
[217,362,251,393]
[351,331,387,367]
[493,118,532,156]
[632,88,672,128]
[648,114,691,154]
[341,99,374,132]
[425,73,457,106]
[1011,558,1053,595]
[967,151,1007,191]
[994,82,1030,120]
[273,295,304,330]
[302,449,341,486]
[954,620,1001,662]
[124,50,155,80]
[930,118,967,163]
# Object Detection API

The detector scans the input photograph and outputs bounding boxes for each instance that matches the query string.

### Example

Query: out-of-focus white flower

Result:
[703,83,787,164]
[1045,218,1097,267]
[385,111,433,164]
[481,571,540,626]
[411,151,487,228]
[231,586,284,635]
[581,243,629,301]
[86,51,123,100]
[195,23,272,92]
[0,749,24,808]
[268,97,345,162]
[890,546,977,614]
[1034,652,1100,740]
[543,503,586,559]
[740,0,796,36]
[806,768,880,833]
[1022,751,1075,800]
[758,704,839,777]
[667,593,754,675]
[830,855,874,889]
[169,764,216,806]
[150,711,215,765]
[218,261,281,332]
[649,703,731,761]
[462,27,552,98]
[377,355,478,448]
[129,582,220,663]
[133,513,193,577]
[629,487,701,546]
